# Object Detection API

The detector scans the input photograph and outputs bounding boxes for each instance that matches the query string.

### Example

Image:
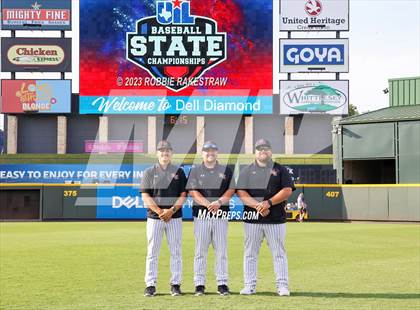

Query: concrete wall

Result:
[294,115,334,154]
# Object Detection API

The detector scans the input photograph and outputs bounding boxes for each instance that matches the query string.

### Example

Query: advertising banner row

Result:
[0,37,348,74]
[0,79,348,115]
[1,163,335,219]
[1,0,349,116]
[0,164,335,184]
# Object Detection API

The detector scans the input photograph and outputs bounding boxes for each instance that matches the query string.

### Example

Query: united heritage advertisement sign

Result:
[280,0,349,31]
[1,0,71,30]
[1,38,72,72]
[79,0,273,115]
[0,80,71,113]
[280,38,349,73]
[279,80,349,115]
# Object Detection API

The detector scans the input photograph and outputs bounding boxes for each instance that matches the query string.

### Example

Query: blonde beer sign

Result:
[280,80,349,115]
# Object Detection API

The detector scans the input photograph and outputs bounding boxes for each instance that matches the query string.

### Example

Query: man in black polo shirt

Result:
[140,140,187,297]
[187,141,235,296]
[237,139,295,297]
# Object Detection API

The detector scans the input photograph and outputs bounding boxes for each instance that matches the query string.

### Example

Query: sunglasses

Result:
[256,146,272,151]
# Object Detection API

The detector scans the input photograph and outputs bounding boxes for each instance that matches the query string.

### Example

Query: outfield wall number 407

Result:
[325,191,340,198]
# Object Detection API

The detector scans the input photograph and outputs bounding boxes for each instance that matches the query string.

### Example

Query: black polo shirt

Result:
[140,163,187,219]
[237,160,295,224]
[187,162,234,218]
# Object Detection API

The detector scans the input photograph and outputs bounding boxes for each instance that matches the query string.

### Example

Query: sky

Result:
[0,0,419,129]
[348,0,420,113]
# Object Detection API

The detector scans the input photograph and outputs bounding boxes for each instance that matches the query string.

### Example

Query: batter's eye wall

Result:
[294,115,334,154]
[67,116,99,154]
[156,116,197,154]
[108,116,148,146]
[17,116,57,154]
[253,115,286,153]
[204,116,245,154]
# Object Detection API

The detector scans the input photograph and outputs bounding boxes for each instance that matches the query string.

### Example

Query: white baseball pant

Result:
[144,217,182,287]
[194,217,229,286]
[243,222,288,289]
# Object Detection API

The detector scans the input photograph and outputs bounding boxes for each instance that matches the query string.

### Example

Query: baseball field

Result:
[0,222,419,310]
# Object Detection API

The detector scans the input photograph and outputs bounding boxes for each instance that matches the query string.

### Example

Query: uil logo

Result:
[156,0,194,24]
[126,0,227,92]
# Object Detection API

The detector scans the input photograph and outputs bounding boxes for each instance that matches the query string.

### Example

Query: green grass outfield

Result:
[0,222,419,310]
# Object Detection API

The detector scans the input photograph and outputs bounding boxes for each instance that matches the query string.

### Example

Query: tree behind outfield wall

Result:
[348,104,359,117]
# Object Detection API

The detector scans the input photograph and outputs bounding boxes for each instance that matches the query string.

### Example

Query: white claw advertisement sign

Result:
[280,80,349,115]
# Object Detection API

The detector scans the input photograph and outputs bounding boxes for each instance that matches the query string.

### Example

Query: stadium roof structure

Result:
[339,105,420,125]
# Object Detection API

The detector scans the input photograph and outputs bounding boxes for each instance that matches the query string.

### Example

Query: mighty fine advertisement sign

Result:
[280,38,349,73]
[280,0,349,31]
[1,37,72,72]
[0,79,71,113]
[279,80,349,115]
[1,0,71,30]
[79,0,273,115]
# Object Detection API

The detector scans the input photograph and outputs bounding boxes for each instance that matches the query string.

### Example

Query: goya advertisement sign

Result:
[280,0,349,31]
[279,80,349,115]
[280,38,349,73]
[0,79,71,113]
[79,0,273,115]
[1,38,72,72]
[1,0,71,30]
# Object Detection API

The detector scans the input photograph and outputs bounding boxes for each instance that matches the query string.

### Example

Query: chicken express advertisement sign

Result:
[79,0,273,115]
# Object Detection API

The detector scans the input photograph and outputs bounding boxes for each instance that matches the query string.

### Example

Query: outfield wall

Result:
[1,184,418,222]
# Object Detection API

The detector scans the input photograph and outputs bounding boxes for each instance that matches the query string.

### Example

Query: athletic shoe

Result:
[170,284,182,296]
[144,286,156,297]
[217,285,230,296]
[278,287,290,296]
[239,287,256,295]
[195,285,205,296]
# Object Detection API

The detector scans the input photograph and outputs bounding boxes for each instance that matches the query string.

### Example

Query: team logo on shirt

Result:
[171,173,179,180]
[271,169,278,176]
[219,173,226,179]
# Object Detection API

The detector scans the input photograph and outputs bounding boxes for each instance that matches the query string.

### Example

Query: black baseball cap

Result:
[157,140,173,151]
[255,138,272,149]
[202,141,218,151]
